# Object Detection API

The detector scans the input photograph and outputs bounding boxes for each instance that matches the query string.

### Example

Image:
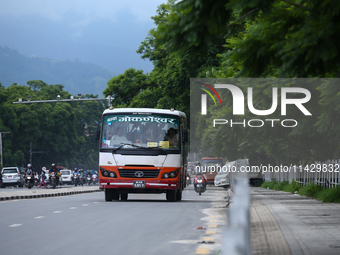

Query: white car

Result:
[60,169,72,185]
[214,161,235,188]
[1,167,24,187]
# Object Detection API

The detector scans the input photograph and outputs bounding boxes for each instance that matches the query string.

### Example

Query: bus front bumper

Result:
[99,179,179,190]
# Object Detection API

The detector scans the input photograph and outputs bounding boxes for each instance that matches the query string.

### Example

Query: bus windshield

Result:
[101,114,180,150]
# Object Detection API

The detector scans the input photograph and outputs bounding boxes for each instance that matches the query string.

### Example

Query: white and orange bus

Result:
[98,108,188,202]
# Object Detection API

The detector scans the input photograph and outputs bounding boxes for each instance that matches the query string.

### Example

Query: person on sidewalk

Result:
[39,170,47,188]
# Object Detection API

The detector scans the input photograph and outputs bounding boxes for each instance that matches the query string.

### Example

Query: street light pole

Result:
[0,132,10,167]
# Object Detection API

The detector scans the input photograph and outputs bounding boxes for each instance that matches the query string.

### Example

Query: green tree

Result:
[103,68,149,107]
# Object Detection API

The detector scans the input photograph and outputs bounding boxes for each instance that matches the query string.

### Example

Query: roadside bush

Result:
[261,179,278,189]
[298,182,323,198]
[261,181,272,189]
[316,186,340,203]
[273,181,289,191]
[282,179,300,193]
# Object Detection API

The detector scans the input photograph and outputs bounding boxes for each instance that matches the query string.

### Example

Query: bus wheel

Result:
[176,189,182,201]
[166,190,176,202]
[121,193,128,201]
[113,192,119,201]
[105,189,113,201]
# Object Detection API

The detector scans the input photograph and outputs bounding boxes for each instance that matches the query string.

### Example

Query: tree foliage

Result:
[0,81,105,170]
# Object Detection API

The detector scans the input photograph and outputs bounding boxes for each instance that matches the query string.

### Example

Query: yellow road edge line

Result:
[203,237,214,241]
[206,230,216,235]
[208,224,218,228]
[196,247,210,254]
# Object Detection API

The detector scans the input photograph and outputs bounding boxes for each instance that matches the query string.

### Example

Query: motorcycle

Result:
[92,174,98,184]
[72,173,79,186]
[49,170,58,189]
[186,175,191,186]
[34,175,39,187]
[25,173,34,189]
[194,175,206,195]
[86,175,92,185]
[79,175,85,186]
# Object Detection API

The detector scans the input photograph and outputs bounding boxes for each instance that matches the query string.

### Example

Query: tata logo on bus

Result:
[199,83,312,128]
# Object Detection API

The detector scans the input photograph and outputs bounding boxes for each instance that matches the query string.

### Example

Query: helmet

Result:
[74,168,77,171]
[52,163,55,167]
[27,163,32,168]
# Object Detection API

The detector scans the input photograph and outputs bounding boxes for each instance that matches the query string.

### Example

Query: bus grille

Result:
[118,169,160,178]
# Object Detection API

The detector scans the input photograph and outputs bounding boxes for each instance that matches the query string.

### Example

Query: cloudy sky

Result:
[0,0,166,75]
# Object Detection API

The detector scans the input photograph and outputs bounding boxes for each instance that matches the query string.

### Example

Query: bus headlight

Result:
[100,167,117,178]
[161,169,179,179]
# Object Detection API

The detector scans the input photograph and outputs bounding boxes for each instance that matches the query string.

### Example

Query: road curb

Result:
[0,188,102,201]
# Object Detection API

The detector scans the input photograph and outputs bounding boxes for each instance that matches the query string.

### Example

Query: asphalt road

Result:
[0,185,227,255]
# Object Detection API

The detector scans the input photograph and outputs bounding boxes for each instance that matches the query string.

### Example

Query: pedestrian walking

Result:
[39,170,47,188]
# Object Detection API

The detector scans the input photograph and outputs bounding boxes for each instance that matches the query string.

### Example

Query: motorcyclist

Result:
[49,163,60,185]
[25,163,34,175]
[79,169,85,185]
[72,168,80,183]
[193,173,207,192]
[86,170,93,184]
[25,163,34,187]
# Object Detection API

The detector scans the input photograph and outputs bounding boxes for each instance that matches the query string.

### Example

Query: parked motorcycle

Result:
[194,175,206,195]
[49,170,58,189]
[25,173,34,189]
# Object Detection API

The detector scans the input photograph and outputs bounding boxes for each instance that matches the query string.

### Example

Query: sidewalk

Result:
[0,185,102,200]
[251,187,340,255]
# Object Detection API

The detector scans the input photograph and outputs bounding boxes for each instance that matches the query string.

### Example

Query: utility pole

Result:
[0,131,10,167]
[27,142,49,165]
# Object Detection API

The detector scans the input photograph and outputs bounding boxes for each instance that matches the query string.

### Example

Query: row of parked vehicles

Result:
[0,167,98,188]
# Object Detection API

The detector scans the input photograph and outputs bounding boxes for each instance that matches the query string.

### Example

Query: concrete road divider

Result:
[0,186,102,201]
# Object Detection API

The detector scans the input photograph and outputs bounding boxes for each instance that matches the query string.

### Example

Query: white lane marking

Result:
[53,211,62,213]
[69,207,77,209]
[9,224,22,227]
[34,216,45,219]
[82,204,89,206]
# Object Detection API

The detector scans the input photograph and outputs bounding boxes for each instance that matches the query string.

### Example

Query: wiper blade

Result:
[112,143,146,152]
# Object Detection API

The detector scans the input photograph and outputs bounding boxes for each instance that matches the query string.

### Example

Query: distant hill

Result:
[0,46,114,96]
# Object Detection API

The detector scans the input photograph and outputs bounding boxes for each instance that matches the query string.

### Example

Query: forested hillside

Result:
[0,46,113,96]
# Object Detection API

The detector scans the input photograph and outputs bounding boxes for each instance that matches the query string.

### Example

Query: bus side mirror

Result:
[182,129,188,143]
[95,129,100,141]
